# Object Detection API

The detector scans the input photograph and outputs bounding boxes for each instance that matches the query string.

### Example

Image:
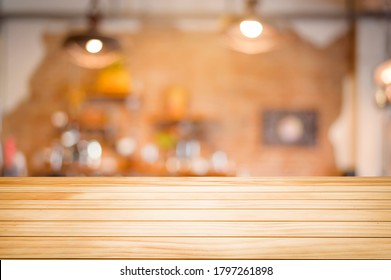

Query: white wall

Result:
[2,20,47,112]
[356,19,386,176]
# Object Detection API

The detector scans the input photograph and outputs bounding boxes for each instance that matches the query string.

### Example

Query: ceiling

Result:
[0,0,388,17]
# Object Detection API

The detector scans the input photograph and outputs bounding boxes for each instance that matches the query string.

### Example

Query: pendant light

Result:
[374,0,391,108]
[222,0,280,54]
[63,0,122,69]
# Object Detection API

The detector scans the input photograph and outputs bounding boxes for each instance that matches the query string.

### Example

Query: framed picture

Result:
[262,110,318,146]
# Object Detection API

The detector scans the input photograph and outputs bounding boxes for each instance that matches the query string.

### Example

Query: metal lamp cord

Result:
[245,0,259,15]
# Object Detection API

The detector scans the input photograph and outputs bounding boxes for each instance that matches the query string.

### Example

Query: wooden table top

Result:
[1,177,391,259]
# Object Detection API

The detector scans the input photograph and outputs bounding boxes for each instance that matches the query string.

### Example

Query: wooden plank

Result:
[2,209,391,221]
[1,177,391,259]
[1,237,391,259]
[2,192,391,200]
[1,221,391,237]
[1,177,391,186]
[2,186,391,192]
[1,199,391,209]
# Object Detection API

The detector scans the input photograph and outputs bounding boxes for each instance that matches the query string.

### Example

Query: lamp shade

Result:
[223,16,280,54]
[63,30,122,69]
[374,59,391,108]
[374,59,391,86]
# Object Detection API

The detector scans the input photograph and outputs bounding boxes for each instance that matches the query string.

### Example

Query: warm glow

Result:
[87,140,102,160]
[375,60,391,86]
[380,67,391,85]
[85,39,103,54]
[239,20,263,39]
[375,89,388,108]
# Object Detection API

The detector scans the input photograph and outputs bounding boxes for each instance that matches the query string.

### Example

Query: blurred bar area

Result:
[0,0,390,177]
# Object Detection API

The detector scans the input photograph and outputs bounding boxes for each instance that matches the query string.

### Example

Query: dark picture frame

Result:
[262,110,318,146]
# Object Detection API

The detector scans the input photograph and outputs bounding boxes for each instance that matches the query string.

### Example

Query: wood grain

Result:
[1,177,390,186]
[2,192,391,200]
[1,177,391,259]
[2,186,391,192]
[2,209,391,221]
[1,199,390,209]
[1,237,391,259]
[1,221,391,237]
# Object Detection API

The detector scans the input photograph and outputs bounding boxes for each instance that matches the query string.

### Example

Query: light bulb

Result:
[85,39,103,53]
[239,20,263,39]
[380,67,391,85]
[375,59,391,86]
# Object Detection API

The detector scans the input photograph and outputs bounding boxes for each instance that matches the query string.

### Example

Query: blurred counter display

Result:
[1,137,28,176]
[36,91,143,176]
[138,86,235,176]
[30,61,140,176]
[29,79,234,176]
[144,117,234,176]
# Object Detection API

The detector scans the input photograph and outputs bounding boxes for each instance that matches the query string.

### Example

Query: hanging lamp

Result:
[222,0,280,54]
[63,0,122,69]
[374,61,391,108]
[374,1,391,108]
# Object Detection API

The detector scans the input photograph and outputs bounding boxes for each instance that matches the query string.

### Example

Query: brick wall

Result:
[4,27,349,176]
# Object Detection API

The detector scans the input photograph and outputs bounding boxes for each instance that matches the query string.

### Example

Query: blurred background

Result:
[0,0,390,177]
